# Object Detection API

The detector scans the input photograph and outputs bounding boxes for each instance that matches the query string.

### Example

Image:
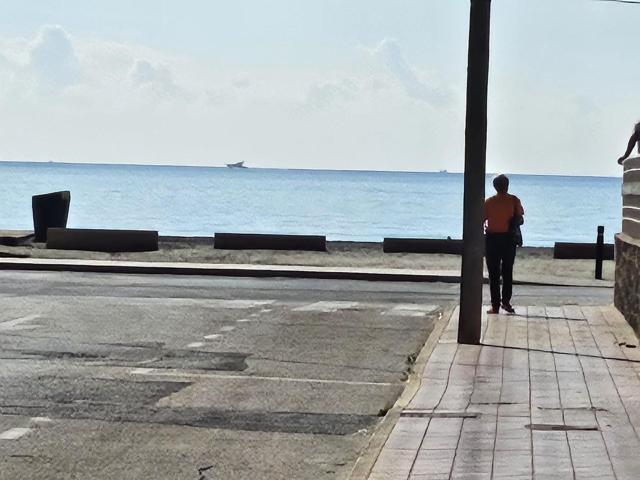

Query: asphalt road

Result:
[0,271,613,480]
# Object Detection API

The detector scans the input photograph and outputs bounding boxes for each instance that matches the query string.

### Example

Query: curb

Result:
[0,258,613,288]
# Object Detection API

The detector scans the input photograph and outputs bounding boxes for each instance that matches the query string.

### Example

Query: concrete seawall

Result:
[615,156,640,334]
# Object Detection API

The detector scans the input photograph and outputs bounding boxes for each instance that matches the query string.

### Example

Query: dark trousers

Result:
[485,233,517,308]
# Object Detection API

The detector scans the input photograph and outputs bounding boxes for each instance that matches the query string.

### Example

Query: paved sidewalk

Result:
[368,305,640,479]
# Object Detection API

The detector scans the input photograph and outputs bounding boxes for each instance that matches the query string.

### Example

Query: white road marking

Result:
[0,428,32,440]
[384,311,426,317]
[129,369,398,387]
[214,300,275,309]
[236,319,251,323]
[30,417,52,425]
[220,326,235,332]
[384,304,439,317]
[187,342,206,349]
[261,309,273,313]
[293,301,359,313]
[204,334,222,340]
[392,304,439,312]
[0,314,41,331]
[131,368,154,375]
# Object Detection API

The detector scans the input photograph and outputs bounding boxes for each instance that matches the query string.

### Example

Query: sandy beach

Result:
[0,234,615,285]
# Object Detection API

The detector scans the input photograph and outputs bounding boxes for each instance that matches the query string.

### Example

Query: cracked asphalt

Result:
[0,271,612,479]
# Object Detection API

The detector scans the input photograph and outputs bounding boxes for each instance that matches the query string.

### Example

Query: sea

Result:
[0,161,623,247]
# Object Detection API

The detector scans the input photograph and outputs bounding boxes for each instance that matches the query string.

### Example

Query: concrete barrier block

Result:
[383,238,463,255]
[47,228,159,253]
[553,242,614,260]
[214,233,326,251]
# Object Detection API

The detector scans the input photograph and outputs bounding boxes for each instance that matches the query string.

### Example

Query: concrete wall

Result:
[615,156,640,335]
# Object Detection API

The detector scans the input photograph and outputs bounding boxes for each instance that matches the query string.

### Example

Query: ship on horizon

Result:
[226,161,248,169]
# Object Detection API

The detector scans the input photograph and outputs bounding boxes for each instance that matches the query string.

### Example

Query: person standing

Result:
[484,174,524,314]
[618,121,640,165]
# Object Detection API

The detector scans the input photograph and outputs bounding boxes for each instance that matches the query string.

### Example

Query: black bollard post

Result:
[595,226,604,280]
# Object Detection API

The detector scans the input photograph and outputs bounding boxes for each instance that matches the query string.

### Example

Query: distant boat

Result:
[438,169,448,174]
[226,161,247,169]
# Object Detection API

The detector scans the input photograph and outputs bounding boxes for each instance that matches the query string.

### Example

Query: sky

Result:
[0,0,637,176]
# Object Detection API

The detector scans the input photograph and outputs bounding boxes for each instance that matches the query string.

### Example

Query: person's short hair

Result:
[493,174,509,193]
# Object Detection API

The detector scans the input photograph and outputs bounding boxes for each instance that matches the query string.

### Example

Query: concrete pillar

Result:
[458,0,492,345]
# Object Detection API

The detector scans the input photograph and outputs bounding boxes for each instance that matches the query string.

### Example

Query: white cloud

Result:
[27,25,79,91]
[306,78,358,109]
[232,77,252,89]
[127,59,183,98]
[367,38,450,107]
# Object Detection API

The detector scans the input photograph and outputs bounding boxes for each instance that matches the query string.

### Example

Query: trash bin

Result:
[32,191,70,242]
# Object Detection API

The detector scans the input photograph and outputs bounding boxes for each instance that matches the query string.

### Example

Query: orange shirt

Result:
[484,193,524,233]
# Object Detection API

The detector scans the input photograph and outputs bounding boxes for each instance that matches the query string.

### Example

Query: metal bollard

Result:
[595,226,604,280]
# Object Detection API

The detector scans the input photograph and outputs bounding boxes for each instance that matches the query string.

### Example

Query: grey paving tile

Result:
[553,353,581,372]
[469,403,498,416]
[384,417,429,451]
[493,449,532,478]
[450,448,493,477]
[420,434,461,451]
[500,381,530,404]
[454,345,482,366]
[408,384,447,410]
[563,409,597,428]
[422,362,451,380]
[581,306,608,326]
[533,458,574,478]
[563,305,586,321]
[370,448,416,478]
[497,402,530,417]
[428,343,458,365]
[532,431,571,458]
[502,349,529,371]
[482,315,507,341]
[529,350,556,372]
[609,455,640,480]
[530,408,564,426]
[410,448,455,477]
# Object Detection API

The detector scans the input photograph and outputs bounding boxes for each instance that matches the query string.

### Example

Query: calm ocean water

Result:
[0,161,623,247]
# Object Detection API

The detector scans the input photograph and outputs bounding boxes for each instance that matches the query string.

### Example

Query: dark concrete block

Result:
[214,233,326,251]
[383,238,463,255]
[47,228,159,253]
[32,191,70,242]
[553,242,614,260]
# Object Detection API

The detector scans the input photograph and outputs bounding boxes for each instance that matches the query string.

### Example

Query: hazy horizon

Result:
[0,0,637,177]
[0,158,625,179]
